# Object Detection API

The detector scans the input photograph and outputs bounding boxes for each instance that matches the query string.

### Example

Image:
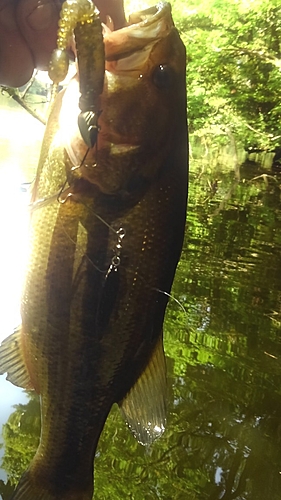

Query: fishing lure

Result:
[31,0,121,280]
[48,0,105,148]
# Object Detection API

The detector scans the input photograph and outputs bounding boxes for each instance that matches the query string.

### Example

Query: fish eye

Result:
[152,64,174,89]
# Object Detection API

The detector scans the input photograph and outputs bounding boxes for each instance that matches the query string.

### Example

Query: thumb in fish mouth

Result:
[0,0,126,87]
[95,0,127,29]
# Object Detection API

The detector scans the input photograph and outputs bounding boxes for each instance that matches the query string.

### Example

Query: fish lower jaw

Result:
[104,143,140,155]
[64,129,140,173]
[96,128,142,155]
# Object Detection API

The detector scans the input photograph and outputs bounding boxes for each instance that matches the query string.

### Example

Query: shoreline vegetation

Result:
[2,0,281,168]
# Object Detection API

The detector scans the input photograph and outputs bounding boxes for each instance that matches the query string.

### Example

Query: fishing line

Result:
[78,197,126,276]
[58,182,126,277]
[57,178,72,204]
[29,192,60,211]
[153,288,187,315]
[31,176,126,273]
[54,200,108,277]
[57,215,108,275]
[70,147,91,172]
[31,128,126,278]
[79,197,124,236]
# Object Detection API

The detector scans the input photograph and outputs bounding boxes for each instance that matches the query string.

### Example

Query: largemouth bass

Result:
[0,2,188,499]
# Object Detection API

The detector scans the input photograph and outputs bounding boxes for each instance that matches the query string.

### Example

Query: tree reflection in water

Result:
[1,157,281,499]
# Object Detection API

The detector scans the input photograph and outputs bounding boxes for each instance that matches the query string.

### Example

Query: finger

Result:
[16,0,61,71]
[95,0,126,29]
[0,0,33,86]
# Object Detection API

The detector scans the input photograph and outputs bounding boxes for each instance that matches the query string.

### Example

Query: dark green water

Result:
[1,96,281,499]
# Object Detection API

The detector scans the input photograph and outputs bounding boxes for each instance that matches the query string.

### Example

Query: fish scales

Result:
[0,2,188,499]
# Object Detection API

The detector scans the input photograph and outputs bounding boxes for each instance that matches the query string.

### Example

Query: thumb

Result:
[16,0,61,71]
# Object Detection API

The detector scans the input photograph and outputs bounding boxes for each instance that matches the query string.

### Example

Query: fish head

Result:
[61,2,187,196]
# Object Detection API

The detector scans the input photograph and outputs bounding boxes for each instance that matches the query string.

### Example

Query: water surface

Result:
[1,97,281,499]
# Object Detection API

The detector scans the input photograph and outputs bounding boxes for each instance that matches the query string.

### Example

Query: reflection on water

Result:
[1,95,281,499]
[0,94,43,343]
[0,94,43,489]
[0,94,44,180]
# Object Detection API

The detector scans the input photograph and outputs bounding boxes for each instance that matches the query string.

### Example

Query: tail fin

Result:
[10,470,93,500]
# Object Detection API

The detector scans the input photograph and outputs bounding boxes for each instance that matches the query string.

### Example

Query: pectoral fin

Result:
[119,334,167,445]
[0,328,33,390]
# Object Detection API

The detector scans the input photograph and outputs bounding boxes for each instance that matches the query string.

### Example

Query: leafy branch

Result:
[1,86,46,125]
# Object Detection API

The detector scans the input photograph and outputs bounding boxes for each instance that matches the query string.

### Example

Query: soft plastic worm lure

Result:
[48,0,105,148]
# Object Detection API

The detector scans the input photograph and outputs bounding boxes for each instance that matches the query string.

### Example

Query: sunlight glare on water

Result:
[0,94,44,485]
[0,95,44,343]
[0,166,30,343]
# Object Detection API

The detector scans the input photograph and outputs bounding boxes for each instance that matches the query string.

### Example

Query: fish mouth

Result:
[61,3,175,167]
[103,2,174,63]
[97,2,175,150]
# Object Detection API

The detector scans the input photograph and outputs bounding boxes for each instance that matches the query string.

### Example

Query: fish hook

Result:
[78,111,101,150]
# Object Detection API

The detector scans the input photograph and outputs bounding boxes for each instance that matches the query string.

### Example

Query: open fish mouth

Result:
[103,2,174,63]
[61,2,176,169]
[100,2,176,151]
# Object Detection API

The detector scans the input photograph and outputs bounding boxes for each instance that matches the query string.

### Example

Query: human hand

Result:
[0,0,126,87]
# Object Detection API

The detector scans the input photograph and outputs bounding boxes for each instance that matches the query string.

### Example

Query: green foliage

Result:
[1,396,40,485]
[126,0,281,150]
[2,158,281,499]
[2,2,281,498]
[171,0,281,150]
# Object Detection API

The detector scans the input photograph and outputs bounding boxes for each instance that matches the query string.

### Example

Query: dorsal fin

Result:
[119,334,167,445]
[0,328,33,390]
